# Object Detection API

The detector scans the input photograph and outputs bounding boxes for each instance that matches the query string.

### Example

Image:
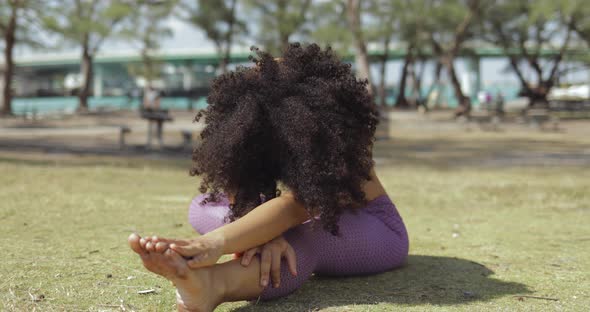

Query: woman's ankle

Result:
[203,266,227,306]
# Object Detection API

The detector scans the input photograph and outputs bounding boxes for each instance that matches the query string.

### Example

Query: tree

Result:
[44,0,134,111]
[309,1,352,55]
[569,0,590,42]
[346,0,373,95]
[179,0,244,74]
[246,0,312,54]
[483,0,576,107]
[366,0,397,107]
[0,1,19,116]
[392,0,430,108]
[0,0,41,116]
[123,0,177,87]
[423,0,481,116]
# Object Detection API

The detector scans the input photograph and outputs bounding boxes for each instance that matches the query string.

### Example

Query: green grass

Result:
[1,132,589,311]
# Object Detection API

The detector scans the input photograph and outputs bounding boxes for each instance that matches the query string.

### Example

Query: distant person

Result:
[143,86,161,110]
[485,91,492,108]
[128,44,408,311]
[495,91,505,116]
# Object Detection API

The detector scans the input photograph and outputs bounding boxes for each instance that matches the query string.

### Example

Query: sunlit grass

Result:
[1,131,589,311]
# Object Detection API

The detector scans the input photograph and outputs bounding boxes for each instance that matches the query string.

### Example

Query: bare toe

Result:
[146,241,155,252]
[140,237,147,249]
[155,241,168,253]
[128,233,145,255]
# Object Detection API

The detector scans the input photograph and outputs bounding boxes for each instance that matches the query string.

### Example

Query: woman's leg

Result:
[130,233,279,311]
[132,200,407,309]
[258,199,408,300]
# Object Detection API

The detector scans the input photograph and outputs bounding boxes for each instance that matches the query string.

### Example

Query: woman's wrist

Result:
[206,229,228,254]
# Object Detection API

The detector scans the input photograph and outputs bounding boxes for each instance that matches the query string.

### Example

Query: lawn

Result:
[1,129,589,311]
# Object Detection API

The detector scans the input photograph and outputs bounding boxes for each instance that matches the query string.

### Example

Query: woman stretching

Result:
[128,43,409,311]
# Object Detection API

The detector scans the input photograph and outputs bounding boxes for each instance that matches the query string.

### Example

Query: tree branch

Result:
[547,20,573,84]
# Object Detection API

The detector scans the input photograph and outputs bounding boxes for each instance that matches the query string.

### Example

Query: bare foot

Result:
[141,235,189,253]
[128,234,223,312]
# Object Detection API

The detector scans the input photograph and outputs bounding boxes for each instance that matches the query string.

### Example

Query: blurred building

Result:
[11,49,255,98]
[3,46,581,115]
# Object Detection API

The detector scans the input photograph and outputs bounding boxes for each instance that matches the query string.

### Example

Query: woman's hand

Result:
[170,232,226,268]
[142,233,226,269]
[240,236,297,288]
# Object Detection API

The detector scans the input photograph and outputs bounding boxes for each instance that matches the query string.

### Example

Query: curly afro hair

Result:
[190,43,379,234]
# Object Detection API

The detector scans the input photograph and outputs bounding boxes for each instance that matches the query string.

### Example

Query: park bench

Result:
[140,108,174,148]
[549,99,590,118]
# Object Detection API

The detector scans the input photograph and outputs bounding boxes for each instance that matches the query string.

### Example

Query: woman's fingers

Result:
[259,248,272,287]
[270,249,282,288]
[241,248,259,266]
[170,243,199,257]
[284,245,298,277]
[187,253,209,268]
[154,237,191,246]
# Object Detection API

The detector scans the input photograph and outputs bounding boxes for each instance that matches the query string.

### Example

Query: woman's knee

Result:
[188,194,231,234]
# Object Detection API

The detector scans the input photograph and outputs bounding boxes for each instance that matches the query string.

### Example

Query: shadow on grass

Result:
[2,134,589,169]
[231,255,530,311]
[373,137,590,168]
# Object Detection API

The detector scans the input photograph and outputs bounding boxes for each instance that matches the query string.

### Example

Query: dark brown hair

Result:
[191,43,379,234]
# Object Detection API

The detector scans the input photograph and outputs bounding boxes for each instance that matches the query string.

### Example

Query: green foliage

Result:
[42,0,135,54]
[179,0,244,72]
[245,0,313,54]
[481,0,579,94]
[120,0,177,84]
[565,0,590,47]
[122,0,176,51]
[308,0,351,54]
[0,0,45,49]
[419,0,481,51]
[180,0,245,48]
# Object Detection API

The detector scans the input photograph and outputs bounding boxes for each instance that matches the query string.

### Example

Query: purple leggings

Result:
[188,194,409,300]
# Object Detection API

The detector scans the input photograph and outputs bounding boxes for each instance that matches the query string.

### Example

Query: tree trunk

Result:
[425,60,443,108]
[1,4,17,116]
[79,47,93,112]
[378,55,387,107]
[444,56,470,116]
[279,33,290,53]
[346,0,373,95]
[526,86,550,108]
[141,48,154,88]
[395,50,412,109]
[412,58,426,101]
[220,0,237,75]
[377,38,390,107]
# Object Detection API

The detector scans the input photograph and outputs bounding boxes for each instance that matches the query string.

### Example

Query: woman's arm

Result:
[211,194,310,254]
[166,193,311,267]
